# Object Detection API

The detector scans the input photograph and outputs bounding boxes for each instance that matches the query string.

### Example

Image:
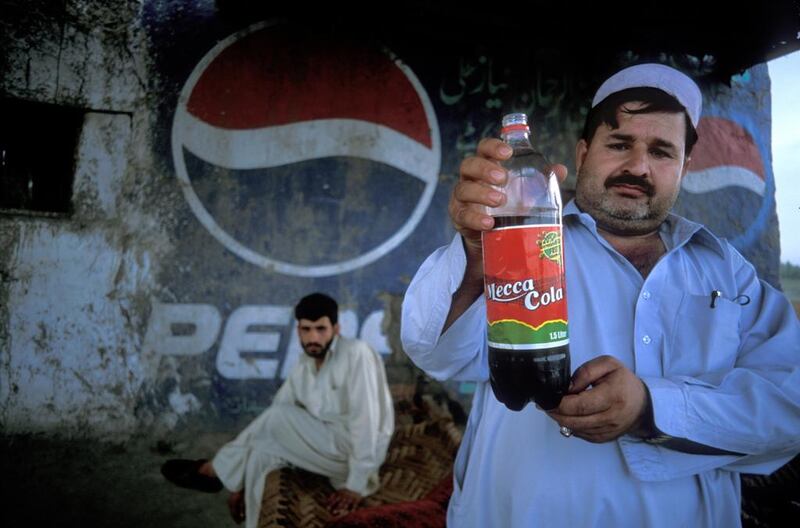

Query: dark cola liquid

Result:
[488,213,571,411]
[489,345,570,411]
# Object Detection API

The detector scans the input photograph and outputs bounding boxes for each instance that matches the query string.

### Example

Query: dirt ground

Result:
[0,374,463,528]
[0,430,240,528]
[2,418,798,528]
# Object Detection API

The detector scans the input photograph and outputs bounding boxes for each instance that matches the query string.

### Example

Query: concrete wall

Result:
[0,1,783,439]
[0,1,171,438]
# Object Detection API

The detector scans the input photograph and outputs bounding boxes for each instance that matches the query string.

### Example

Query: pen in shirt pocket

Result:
[709,290,750,308]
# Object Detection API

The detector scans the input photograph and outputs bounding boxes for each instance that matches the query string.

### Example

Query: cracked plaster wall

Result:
[0,0,172,440]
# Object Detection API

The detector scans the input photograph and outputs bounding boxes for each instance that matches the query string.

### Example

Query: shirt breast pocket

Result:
[665,292,742,376]
[323,384,346,414]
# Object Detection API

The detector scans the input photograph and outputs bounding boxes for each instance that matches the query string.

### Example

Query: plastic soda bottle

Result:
[482,112,570,411]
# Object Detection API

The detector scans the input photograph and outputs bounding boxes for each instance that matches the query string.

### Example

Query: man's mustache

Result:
[605,174,654,196]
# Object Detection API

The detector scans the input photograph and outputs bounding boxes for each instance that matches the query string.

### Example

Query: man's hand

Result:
[452,138,569,262]
[547,355,649,443]
[451,138,513,265]
[326,489,362,517]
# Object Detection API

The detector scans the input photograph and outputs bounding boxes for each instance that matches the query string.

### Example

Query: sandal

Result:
[161,458,224,493]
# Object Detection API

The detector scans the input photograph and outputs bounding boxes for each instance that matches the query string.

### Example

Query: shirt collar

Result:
[563,199,725,257]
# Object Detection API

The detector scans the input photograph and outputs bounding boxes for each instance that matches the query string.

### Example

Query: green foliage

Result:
[780,261,800,280]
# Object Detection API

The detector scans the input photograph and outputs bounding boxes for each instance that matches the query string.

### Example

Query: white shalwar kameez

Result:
[211,336,394,528]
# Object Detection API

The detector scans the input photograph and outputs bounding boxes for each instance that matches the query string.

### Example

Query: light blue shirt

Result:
[401,200,800,527]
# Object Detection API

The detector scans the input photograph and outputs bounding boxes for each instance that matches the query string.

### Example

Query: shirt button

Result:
[642,291,651,300]
[642,335,652,345]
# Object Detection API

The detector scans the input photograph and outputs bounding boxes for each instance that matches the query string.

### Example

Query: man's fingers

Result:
[572,429,619,444]
[461,153,567,187]
[453,180,506,208]
[569,355,621,393]
[550,410,614,430]
[451,203,494,233]
[450,169,506,236]
[477,137,513,161]
[551,360,648,443]
[460,155,507,186]
[466,139,566,187]
[550,408,622,435]
[551,385,613,417]
[548,163,568,184]
[453,138,569,249]
[450,179,501,233]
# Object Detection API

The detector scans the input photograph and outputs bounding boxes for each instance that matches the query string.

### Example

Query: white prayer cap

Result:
[591,63,703,127]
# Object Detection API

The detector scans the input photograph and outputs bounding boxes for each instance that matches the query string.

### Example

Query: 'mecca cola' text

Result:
[486,279,564,311]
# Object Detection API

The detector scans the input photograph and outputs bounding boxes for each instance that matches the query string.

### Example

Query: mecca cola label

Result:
[483,224,569,350]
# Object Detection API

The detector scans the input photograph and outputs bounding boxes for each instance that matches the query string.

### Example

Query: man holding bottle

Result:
[401,63,800,526]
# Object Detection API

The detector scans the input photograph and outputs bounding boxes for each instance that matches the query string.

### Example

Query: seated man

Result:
[162,293,395,526]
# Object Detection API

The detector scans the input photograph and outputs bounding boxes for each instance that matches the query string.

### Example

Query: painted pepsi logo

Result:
[682,117,766,196]
[679,114,775,249]
[172,20,440,276]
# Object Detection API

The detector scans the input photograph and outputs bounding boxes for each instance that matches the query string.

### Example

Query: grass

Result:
[780,276,800,301]
[779,275,800,317]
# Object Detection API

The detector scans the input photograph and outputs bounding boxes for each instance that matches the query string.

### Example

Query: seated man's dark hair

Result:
[581,87,699,155]
[294,292,338,325]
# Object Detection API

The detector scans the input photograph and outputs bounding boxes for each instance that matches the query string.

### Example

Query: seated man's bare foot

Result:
[228,490,245,524]
[326,489,362,517]
[198,461,216,478]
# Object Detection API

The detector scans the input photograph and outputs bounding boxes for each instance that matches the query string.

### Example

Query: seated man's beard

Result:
[303,337,334,358]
